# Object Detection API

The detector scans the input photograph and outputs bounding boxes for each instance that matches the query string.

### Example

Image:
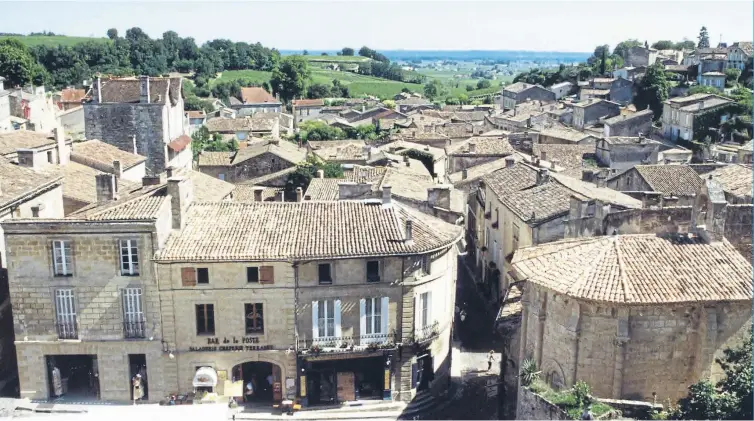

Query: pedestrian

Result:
[581,405,594,420]
[132,373,144,404]
[487,350,495,371]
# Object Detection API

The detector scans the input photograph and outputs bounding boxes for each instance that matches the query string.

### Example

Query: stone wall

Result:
[516,386,568,420]
[232,152,297,183]
[605,112,652,138]
[58,107,85,139]
[724,204,753,257]
[84,103,167,175]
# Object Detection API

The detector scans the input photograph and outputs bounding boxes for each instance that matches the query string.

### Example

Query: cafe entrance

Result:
[304,355,386,405]
[231,361,282,404]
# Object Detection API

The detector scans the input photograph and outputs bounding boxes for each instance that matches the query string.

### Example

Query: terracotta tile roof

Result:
[42,162,139,205]
[156,201,463,261]
[167,134,192,152]
[502,182,581,224]
[59,88,86,103]
[396,97,431,106]
[97,77,177,104]
[309,140,368,162]
[550,172,642,209]
[451,111,489,122]
[197,151,233,167]
[435,123,474,139]
[232,185,282,202]
[303,178,342,201]
[449,155,522,186]
[292,99,325,107]
[244,167,298,186]
[0,157,62,210]
[377,140,446,160]
[512,234,753,304]
[538,127,596,143]
[532,144,596,174]
[232,140,306,166]
[579,89,610,97]
[0,131,55,155]
[304,166,388,201]
[632,165,705,196]
[240,87,278,104]
[205,117,277,133]
[732,41,753,56]
[482,163,539,199]
[603,109,653,125]
[71,139,146,171]
[186,110,206,119]
[504,82,535,94]
[707,164,753,200]
[447,137,514,156]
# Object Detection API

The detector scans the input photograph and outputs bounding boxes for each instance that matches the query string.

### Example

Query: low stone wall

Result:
[596,397,661,419]
[516,387,568,420]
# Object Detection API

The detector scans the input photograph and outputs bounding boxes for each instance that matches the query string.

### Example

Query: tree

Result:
[725,68,741,87]
[285,155,344,199]
[306,83,331,99]
[652,40,674,50]
[457,93,469,104]
[476,79,491,89]
[599,47,607,75]
[321,52,328,56]
[341,47,354,56]
[634,64,670,119]
[465,84,474,91]
[613,39,641,59]
[302,50,308,56]
[0,39,48,88]
[588,44,610,65]
[269,56,310,104]
[423,79,446,100]
[674,39,696,50]
[382,99,396,110]
[698,26,710,48]
[107,28,118,40]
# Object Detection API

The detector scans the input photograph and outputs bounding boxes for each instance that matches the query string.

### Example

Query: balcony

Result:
[55,319,78,340]
[297,331,396,355]
[415,321,440,344]
[123,320,147,339]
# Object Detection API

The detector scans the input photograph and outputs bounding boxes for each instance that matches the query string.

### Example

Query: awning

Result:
[193,366,218,388]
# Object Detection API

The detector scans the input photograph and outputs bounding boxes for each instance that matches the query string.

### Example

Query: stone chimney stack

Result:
[405,220,413,244]
[505,156,515,168]
[338,182,373,200]
[551,158,559,170]
[165,167,174,178]
[94,76,102,103]
[296,187,303,202]
[427,185,452,209]
[468,142,476,154]
[536,168,549,185]
[95,173,118,203]
[168,176,194,230]
[132,135,138,155]
[16,149,36,168]
[316,169,324,179]
[253,188,263,202]
[540,150,547,161]
[139,76,151,104]
[382,185,392,206]
[462,168,468,179]
[142,175,161,186]
[54,127,69,165]
[113,160,122,178]
[275,190,285,202]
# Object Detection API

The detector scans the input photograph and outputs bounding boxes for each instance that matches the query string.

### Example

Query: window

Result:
[361,297,388,342]
[218,173,226,181]
[419,292,432,329]
[55,289,77,339]
[512,222,520,251]
[318,263,332,285]
[244,303,264,333]
[196,304,215,335]
[119,239,139,276]
[260,266,275,284]
[31,206,40,218]
[52,240,73,276]
[247,267,259,283]
[421,255,431,275]
[47,150,53,164]
[122,288,145,338]
[312,300,340,339]
[197,268,209,284]
[366,261,380,283]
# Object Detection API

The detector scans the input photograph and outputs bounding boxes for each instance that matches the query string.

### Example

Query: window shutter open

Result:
[359,298,366,343]
[413,295,418,337]
[334,299,342,338]
[181,267,196,287]
[427,292,433,325]
[260,266,274,284]
[380,297,389,335]
[312,301,319,339]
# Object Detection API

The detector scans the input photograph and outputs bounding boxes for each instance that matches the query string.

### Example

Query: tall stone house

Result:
[196,139,306,184]
[231,87,282,117]
[3,175,462,405]
[0,77,10,132]
[84,76,191,175]
[496,83,556,111]
[661,93,734,142]
[726,42,752,70]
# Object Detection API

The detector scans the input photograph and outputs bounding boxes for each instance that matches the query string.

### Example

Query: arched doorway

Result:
[231,361,282,404]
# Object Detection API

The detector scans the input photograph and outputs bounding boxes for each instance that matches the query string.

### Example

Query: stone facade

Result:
[518,285,752,402]
[604,110,653,138]
[608,78,634,106]
[516,386,568,420]
[572,100,620,130]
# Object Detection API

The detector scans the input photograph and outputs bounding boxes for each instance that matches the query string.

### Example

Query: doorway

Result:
[46,355,99,401]
[231,361,281,404]
[414,353,434,392]
[128,354,148,400]
[306,356,384,405]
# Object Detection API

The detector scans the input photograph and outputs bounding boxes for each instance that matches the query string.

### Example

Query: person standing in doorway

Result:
[487,350,496,372]
[132,374,144,404]
[51,366,63,398]
[266,373,273,397]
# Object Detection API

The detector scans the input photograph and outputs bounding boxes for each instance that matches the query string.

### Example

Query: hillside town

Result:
[0,18,751,421]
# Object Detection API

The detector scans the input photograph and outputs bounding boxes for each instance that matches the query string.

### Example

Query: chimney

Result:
[165,166,174,178]
[446,139,452,148]
[16,149,36,168]
[405,160,410,167]
[403,154,409,163]
[536,168,549,185]
[404,220,413,244]
[468,142,476,154]
[316,169,324,179]
[94,76,101,103]
[540,150,547,161]
[142,175,161,186]
[253,188,263,202]
[427,185,452,209]
[275,190,285,202]
[594,172,607,188]
[338,182,373,200]
[505,156,515,168]
[140,76,151,104]
[168,176,194,230]
[462,168,468,179]
[581,169,593,182]
[95,173,118,203]
[382,185,392,206]
[54,127,68,165]
[296,187,303,202]
[132,135,138,155]
[550,158,559,169]
[113,160,122,178]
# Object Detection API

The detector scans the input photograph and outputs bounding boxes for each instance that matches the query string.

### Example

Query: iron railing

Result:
[123,320,147,339]
[415,321,440,344]
[55,319,78,340]
[297,331,396,353]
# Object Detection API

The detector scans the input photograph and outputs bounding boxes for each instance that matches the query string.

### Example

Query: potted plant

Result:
[310,345,321,355]
[366,342,380,352]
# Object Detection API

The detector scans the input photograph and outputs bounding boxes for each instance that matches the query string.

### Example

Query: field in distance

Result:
[0,35,111,47]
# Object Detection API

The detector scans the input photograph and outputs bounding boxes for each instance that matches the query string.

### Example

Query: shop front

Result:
[297,350,394,406]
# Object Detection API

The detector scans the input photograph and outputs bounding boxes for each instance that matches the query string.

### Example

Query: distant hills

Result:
[280,50,591,62]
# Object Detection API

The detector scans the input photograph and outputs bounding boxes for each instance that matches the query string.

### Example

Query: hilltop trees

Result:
[652,40,674,50]
[269,55,310,104]
[698,26,710,48]
[634,64,670,119]
[106,28,118,40]
[0,39,48,87]
[613,39,641,59]
[423,79,447,100]
[341,47,354,56]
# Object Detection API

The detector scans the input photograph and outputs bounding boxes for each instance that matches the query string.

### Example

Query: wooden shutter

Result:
[181,267,196,287]
[359,298,366,345]
[260,266,274,284]
[334,299,342,338]
[380,297,389,336]
[311,301,319,339]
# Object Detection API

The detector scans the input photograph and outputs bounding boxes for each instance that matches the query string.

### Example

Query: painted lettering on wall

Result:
[206,336,261,345]
[189,336,271,352]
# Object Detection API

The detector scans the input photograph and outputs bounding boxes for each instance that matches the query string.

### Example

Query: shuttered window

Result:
[181,268,197,287]
[245,303,264,333]
[260,266,274,284]
[196,304,215,335]
[247,267,259,283]
[119,239,139,276]
[122,288,145,338]
[55,289,77,339]
[52,240,72,276]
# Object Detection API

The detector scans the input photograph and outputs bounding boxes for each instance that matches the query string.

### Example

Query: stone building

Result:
[595,136,662,172]
[537,127,599,146]
[376,140,447,180]
[726,42,752,70]
[497,83,556,111]
[205,116,281,141]
[197,139,306,184]
[626,46,659,67]
[445,136,514,173]
[548,82,574,100]
[603,109,653,138]
[706,164,753,204]
[0,77,11,132]
[292,99,325,123]
[571,99,620,130]
[511,187,752,403]
[70,139,147,183]
[661,93,734,142]
[84,76,190,175]
[605,164,704,206]
[232,87,282,117]
[153,196,463,405]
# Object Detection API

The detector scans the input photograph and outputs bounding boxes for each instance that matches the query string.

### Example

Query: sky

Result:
[0,0,751,53]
